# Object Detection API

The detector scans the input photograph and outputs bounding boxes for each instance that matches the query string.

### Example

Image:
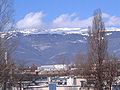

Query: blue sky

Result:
[14,0,120,29]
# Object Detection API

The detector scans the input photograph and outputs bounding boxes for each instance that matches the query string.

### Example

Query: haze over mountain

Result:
[11,27,120,65]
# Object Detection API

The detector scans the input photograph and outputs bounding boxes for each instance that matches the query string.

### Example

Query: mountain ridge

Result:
[14,27,120,36]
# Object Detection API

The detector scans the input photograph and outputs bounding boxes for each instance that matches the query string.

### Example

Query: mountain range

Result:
[11,27,120,65]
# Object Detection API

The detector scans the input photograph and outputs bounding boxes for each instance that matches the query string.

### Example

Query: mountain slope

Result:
[12,28,120,65]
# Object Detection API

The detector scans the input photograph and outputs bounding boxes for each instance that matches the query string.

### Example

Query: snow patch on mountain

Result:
[106,27,120,32]
[14,27,120,36]
[16,27,88,35]
[50,28,87,34]
[68,40,86,44]
[49,52,66,60]
[106,33,112,35]
[32,44,51,51]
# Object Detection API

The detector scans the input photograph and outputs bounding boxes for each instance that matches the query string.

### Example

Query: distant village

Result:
[7,61,119,90]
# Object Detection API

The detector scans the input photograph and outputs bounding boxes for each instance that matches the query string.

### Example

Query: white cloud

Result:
[16,12,44,29]
[106,17,120,27]
[102,13,120,27]
[16,12,120,31]
[52,13,92,28]
[52,13,120,28]
[102,13,111,18]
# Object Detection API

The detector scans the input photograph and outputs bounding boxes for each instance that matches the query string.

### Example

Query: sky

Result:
[14,0,120,29]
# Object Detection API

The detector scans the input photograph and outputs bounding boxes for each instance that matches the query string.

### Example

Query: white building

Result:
[37,64,68,72]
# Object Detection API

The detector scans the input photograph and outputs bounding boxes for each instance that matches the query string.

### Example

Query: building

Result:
[36,64,68,72]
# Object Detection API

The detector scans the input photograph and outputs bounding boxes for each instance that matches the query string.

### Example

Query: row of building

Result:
[14,63,120,90]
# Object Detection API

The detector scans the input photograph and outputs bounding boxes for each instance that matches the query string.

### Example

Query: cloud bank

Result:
[16,12,120,30]
[16,12,44,29]
[102,13,120,27]
[52,13,92,28]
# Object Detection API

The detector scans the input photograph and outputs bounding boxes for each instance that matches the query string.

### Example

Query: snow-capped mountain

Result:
[11,27,120,65]
[15,27,120,36]
[15,27,88,35]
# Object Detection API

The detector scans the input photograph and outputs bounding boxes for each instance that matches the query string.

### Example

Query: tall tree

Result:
[88,9,108,90]
[87,9,118,90]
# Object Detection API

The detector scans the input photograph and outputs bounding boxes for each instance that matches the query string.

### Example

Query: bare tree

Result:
[87,9,117,90]
[88,9,107,90]
[0,0,15,90]
[73,53,87,76]
[103,55,118,90]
